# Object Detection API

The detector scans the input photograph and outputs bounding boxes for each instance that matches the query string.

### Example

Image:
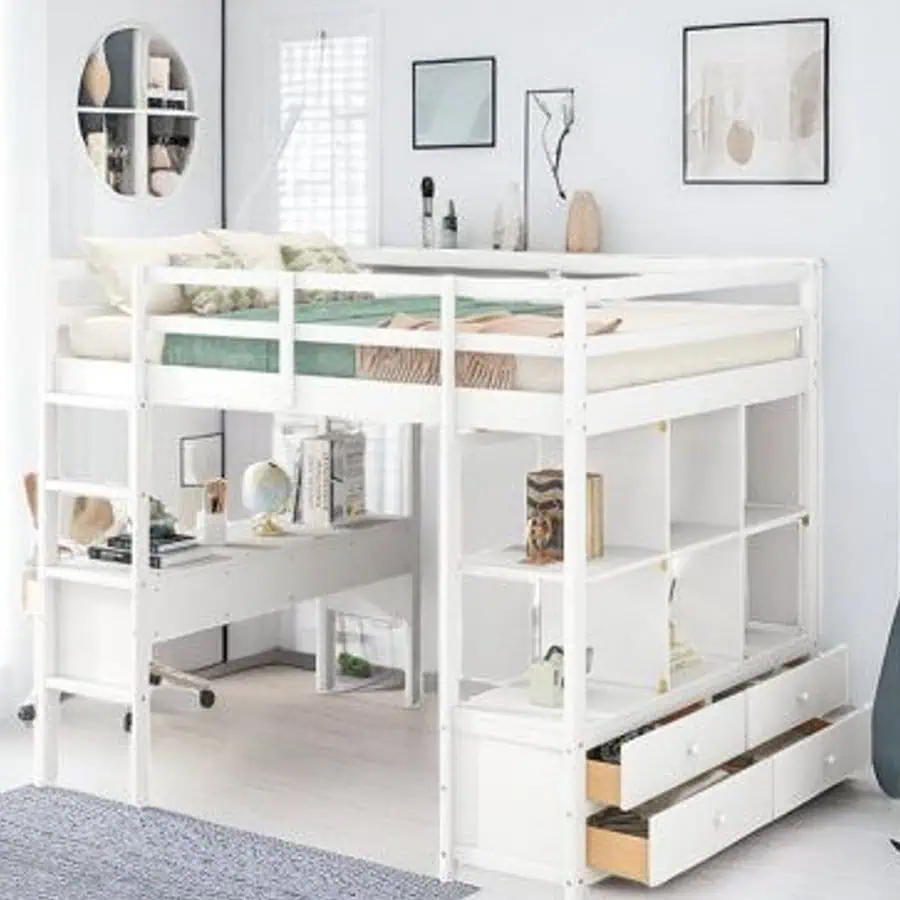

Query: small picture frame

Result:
[412,56,496,150]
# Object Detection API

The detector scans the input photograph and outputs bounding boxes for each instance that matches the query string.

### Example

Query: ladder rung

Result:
[44,392,131,411]
[45,676,131,705]
[42,565,132,591]
[45,479,130,501]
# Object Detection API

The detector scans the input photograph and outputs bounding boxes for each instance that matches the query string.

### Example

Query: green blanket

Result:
[162,295,560,376]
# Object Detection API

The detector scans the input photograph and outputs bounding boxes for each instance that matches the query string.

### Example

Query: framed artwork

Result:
[683,18,830,184]
[412,56,496,149]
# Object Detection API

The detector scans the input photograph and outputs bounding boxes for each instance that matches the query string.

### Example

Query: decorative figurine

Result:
[196,478,228,544]
[525,512,554,564]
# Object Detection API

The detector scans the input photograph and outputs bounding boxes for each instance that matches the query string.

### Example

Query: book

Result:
[525,468,604,563]
[87,543,213,569]
[107,532,198,555]
[299,430,366,529]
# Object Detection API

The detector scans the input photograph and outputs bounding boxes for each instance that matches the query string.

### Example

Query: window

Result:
[278,32,372,246]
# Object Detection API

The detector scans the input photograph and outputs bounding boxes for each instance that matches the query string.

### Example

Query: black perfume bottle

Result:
[441,200,458,249]
[421,176,435,249]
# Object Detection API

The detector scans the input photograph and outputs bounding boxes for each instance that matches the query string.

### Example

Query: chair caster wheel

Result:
[123,711,132,733]
[17,704,36,724]
[199,689,216,710]
[149,673,162,687]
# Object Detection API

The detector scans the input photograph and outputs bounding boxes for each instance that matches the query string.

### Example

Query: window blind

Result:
[277,33,371,246]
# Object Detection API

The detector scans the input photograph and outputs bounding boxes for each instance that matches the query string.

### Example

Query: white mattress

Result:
[66,305,798,393]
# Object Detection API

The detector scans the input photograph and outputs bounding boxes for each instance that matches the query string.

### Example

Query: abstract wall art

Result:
[683,18,830,184]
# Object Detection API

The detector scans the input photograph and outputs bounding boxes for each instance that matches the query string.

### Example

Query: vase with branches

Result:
[531,92,575,201]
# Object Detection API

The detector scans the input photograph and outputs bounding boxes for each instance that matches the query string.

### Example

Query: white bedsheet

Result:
[65,305,798,393]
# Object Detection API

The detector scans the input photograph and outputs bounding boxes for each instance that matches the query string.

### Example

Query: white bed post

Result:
[562,283,589,900]
[128,264,153,806]
[799,261,823,642]
[438,275,460,882]
[405,423,423,709]
[34,262,61,787]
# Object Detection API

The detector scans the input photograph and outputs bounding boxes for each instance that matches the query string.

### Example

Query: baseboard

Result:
[196,648,438,694]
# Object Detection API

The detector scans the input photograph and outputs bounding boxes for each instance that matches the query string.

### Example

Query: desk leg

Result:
[33,583,60,787]
[129,626,152,807]
[315,599,337,693]
[405,424,423,709]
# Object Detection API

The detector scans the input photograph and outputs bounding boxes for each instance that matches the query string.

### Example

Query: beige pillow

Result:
[83,233,220,315]
[171,248,269,315]
[279,236,367,304]
[205,230,284,304]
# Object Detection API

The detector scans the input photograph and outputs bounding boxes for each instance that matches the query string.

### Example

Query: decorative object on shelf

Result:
[69,496,115,546]
[683,18,830,184]
[527,645,595,708]
[412,56,496,149]
[150,168,181,198]
[149,139,171,172]
[566,190,602,253]
[524,88,575,250]
[492,182,525,251]
[148,55,171,92]
[196,478,227,545]
[441,200,459,249]
[667,555,701,676]
[85,132,107,176]
[524,468,604,564]
[242,460,292,536]
[83,45,111,107]
[420,176,436,249]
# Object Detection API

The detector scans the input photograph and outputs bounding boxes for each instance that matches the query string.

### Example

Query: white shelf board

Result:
[461,544,666,585]
[745,504,805,536]
[671,521,738,554]
[78,106,137,115]
[147,109,198,119]
[457,624,813,749]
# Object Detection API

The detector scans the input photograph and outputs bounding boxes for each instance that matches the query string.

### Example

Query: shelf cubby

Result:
[746,522,802,630]
[746,397,800,510]
[670,409,743,553]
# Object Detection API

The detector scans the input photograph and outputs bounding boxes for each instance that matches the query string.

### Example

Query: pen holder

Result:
[196,511,227,545]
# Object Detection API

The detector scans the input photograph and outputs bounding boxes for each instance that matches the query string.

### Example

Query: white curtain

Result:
[0,0,48,718]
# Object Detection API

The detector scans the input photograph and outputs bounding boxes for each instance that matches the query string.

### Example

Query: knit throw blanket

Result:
[356,312,623,389]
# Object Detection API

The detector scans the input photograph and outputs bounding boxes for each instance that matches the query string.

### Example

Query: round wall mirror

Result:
[77,27,197,199]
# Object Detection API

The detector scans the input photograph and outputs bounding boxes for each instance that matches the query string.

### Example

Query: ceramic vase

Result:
[566,190,602,253]
[84,46,111,107]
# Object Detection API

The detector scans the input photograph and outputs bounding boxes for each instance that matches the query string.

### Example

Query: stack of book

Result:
[291,429,367,529]
[87,529,213,569]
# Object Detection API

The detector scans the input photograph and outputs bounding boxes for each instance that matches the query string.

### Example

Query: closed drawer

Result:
[745,646,848,748]
[586,757,772,887]
[586,694,746,810]
[772,707,870,817]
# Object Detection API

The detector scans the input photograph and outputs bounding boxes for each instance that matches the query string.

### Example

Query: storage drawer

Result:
[586,757,772,887]
[586,694,746,810]
[772,707,870,817]
[745,646,848,748]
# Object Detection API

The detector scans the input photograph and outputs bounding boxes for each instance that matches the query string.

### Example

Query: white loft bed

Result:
[32,247,866,899]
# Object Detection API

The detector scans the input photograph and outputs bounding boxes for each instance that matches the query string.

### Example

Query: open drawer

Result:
[745,646,849,748]
[586,705,870,887]
[586,693,746,810]
[586,758,772,887]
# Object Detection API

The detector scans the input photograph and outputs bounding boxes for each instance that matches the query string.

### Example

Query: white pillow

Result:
[83,232,220,314]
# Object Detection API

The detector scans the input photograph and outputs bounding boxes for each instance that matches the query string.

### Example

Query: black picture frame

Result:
[682,17,830,185]
[412,56,497,150]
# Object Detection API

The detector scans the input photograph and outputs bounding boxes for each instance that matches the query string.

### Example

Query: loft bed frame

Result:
[32,247,860,899]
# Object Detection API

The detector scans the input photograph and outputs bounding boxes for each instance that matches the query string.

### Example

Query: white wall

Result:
[227,0,900,701]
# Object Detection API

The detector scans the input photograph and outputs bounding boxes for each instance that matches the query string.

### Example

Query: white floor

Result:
[0,666,897,899]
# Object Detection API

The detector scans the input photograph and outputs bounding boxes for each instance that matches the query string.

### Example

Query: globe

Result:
[242,460,292,536]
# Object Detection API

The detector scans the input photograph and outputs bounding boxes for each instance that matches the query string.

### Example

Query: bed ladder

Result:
[33,269,155,805]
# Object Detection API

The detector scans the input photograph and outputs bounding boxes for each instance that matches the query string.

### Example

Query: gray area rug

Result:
[0,786,478,900]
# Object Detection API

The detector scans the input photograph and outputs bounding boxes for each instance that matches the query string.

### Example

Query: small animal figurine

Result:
[525,512,554,565]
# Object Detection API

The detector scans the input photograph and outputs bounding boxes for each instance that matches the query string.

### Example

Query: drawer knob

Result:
[825,753,837,767]
[797,691,811,704]
[713,812,726,828]
[687,743,700,758]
